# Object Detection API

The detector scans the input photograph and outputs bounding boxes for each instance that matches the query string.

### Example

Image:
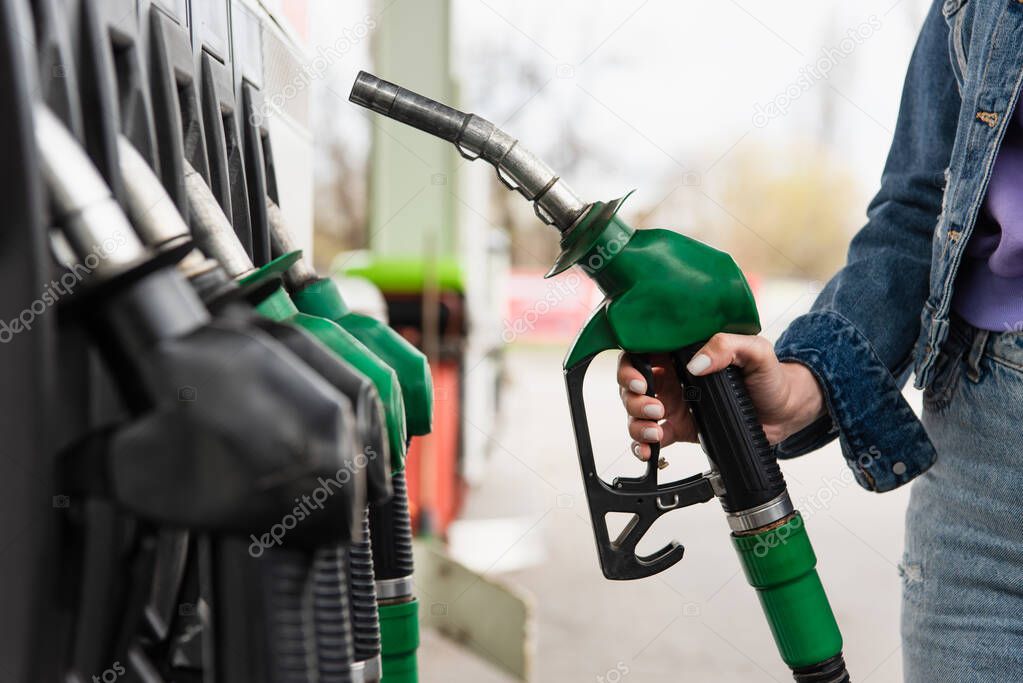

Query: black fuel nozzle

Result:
[117,134,393,506]
[37,104,366,544]
[114,129,388,682]
[172,151,393,682]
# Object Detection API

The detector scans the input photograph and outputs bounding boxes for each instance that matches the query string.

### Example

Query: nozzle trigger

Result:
[564,353,714,581]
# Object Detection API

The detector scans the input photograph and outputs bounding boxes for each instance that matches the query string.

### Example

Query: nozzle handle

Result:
[564,351,715,581]
[675,347,787,516]
[631,354,663,482]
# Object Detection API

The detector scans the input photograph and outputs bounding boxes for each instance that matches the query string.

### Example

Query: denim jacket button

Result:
[976,111,1000,128]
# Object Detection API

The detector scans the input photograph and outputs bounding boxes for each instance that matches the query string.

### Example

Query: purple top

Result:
[952,107,1023,332]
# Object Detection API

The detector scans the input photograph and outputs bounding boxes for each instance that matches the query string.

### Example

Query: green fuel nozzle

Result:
[350,72,850,682]
[261,139,427,683]
[180,159,409,475]
[117,134,396,502]
[266,197,434,437]
[114,133,375,681]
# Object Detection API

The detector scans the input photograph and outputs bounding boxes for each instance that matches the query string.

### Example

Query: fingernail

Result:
[631,442,643,458]
[642,403,664,419]
[628,379,646,394]
[642,427,660,442]
[687,353,711,376]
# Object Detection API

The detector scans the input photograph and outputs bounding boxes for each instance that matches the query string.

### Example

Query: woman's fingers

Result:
[617,352,676,396]
[618,351,701,461]
[624,391,665,420]
[617,352,649,395]
[619,353,684,417]
[620,334,820,459]
[686,333,777,377]
[628,417,662,444]
[660,412,698,445]
[631,441,653,460]
[627,410,699,461]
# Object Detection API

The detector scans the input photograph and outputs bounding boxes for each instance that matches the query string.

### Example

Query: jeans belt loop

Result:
[966,328,989,383]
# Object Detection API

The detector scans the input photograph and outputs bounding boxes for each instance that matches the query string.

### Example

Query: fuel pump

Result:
[118,135,389,682]
[267,199,430,682]
[182,158,420,682]
[35,102,367,680]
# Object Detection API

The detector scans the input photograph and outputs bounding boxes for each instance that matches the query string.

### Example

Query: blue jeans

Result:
[902,317,1023,681]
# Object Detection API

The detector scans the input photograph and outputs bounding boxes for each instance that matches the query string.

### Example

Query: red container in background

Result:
[404,360,463,536]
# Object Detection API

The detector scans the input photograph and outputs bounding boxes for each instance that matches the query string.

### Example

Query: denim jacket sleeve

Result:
[773,0,959,492]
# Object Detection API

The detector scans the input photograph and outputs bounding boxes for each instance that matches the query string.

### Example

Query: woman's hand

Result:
[617,333,826,461]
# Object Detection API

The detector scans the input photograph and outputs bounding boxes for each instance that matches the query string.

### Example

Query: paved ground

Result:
[420,283,914,682]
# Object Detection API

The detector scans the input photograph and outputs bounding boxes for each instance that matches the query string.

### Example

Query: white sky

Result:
[311,0,932,220]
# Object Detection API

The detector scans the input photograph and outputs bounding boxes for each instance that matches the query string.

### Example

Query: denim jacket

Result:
[773,0,1023,492]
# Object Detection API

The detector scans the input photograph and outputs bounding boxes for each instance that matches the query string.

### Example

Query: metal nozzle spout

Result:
[267,196,319,291]
[349,71,588,232]
[182,160,256,280]
[34,104,149,281]
[118,136,219,281]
